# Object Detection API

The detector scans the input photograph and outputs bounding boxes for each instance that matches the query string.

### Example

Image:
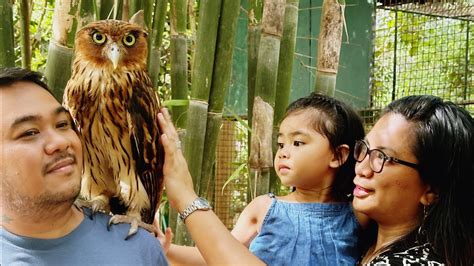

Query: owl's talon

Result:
[108,214,157,240]
[125,224,139,241]
[91,199,108,214]
[74,199,94,220]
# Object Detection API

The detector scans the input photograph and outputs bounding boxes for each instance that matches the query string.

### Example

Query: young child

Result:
[163,93,369,265]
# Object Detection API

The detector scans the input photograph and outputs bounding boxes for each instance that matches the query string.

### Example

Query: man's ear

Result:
[329,144,349,169]
[420,185,438,206]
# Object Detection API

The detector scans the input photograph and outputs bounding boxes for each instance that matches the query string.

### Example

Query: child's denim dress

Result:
[249,194,360,266]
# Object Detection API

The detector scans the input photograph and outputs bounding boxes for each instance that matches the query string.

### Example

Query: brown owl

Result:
[63,14,164,239]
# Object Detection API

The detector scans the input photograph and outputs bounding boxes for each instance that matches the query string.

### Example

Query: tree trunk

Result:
[314,0,343,96]
[248,0,285,198]
[0,0,15,67]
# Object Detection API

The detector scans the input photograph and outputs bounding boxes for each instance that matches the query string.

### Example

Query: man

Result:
[0,67,168,265]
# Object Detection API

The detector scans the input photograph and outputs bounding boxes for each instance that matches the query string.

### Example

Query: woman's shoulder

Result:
[370,243,444,266]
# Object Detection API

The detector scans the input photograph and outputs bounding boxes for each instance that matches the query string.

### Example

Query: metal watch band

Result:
[179,204,198,221]
[178,197,211,222]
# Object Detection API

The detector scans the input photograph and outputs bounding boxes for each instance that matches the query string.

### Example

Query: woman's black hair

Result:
[382,95,473,266]
[283,93,365,201]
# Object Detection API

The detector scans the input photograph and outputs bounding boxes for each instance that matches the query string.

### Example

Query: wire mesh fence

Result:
[365,6,473,127]
[214,119,249,230]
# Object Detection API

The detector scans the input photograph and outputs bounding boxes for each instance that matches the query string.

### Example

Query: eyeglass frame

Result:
[353,140,419,173]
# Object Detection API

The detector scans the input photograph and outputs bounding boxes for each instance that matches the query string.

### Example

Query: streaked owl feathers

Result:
[64,17,164,238]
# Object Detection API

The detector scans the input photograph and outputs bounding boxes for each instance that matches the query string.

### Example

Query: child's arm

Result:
[161,195,272,265]
[166,244,207,265]
[231,195,273,247]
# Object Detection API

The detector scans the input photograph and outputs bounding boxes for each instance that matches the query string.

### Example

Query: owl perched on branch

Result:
[63,13,164,239]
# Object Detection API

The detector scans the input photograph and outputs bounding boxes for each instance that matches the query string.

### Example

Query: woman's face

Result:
[352,113,430,226]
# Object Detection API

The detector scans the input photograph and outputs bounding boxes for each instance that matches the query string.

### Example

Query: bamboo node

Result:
[317,68,338,74]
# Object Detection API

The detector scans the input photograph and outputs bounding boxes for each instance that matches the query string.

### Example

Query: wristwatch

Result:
[178,197,211,222]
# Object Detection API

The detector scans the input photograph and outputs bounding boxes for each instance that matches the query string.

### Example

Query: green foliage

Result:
[12,0,54,70]
[372,10,472,111]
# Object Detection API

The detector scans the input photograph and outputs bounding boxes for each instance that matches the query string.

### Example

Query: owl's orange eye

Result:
[92,32,106,44]
[123,34,136,47]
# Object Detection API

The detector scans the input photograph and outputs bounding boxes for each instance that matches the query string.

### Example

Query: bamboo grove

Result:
[1,0,345,245]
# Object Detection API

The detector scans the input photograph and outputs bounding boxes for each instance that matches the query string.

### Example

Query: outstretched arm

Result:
[157,109,264,266]
[154,221,206,265]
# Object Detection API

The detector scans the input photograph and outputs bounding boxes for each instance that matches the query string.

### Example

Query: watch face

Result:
[196,197,211,209]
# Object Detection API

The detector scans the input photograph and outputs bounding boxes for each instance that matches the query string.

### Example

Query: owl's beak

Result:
[107,43,121,69]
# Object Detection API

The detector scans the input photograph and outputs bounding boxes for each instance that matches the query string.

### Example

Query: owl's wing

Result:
[63,78,84,131]
[128,81,164,224]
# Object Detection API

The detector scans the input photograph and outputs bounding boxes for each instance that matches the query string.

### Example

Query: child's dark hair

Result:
[283,93,365,200]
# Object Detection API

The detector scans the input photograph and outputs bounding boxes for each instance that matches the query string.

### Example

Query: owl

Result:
[63,15,164,239]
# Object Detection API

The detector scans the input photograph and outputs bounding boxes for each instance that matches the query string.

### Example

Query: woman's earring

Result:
[417,204,429,241]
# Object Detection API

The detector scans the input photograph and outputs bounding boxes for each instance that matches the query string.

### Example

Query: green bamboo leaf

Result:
[224,106,251,132]
[221,163,247,194]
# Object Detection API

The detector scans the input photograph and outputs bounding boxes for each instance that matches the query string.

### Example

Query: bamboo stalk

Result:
[0,0,15,67]
[187,0,196,67]
[247,0,263,126]
[19,0,31,69]
[175,0,222,246]
[122,0,129,20]
[274,0,298,126]
[100,0,122,20]
[270,0,299,194]
[314,0,343,96]
[148,0,168,88]
[170,0,188,128]
[44,0,81,100]
[199,0,242,199]
[78,1,96,28]
[249,0,285,198]
[246,0,262,203]
[183,0,222,192]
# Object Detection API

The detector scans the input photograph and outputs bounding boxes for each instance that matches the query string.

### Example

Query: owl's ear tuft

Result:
[130,10,146,29]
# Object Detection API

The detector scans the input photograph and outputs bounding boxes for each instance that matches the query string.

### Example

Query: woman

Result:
[157,95,473,265]
[353,95,473,265]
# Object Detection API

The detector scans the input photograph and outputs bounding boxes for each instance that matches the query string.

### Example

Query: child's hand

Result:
[153,212,173,253]
[156,226,173,253]
[153,215,173,252]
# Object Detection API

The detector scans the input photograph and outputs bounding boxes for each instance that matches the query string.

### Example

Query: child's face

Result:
[275,110,336,189]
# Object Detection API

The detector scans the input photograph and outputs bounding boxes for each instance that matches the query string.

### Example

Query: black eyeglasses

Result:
[353,140,418,173]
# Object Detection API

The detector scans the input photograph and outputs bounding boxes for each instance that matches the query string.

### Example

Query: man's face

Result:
[0,82,83,216]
